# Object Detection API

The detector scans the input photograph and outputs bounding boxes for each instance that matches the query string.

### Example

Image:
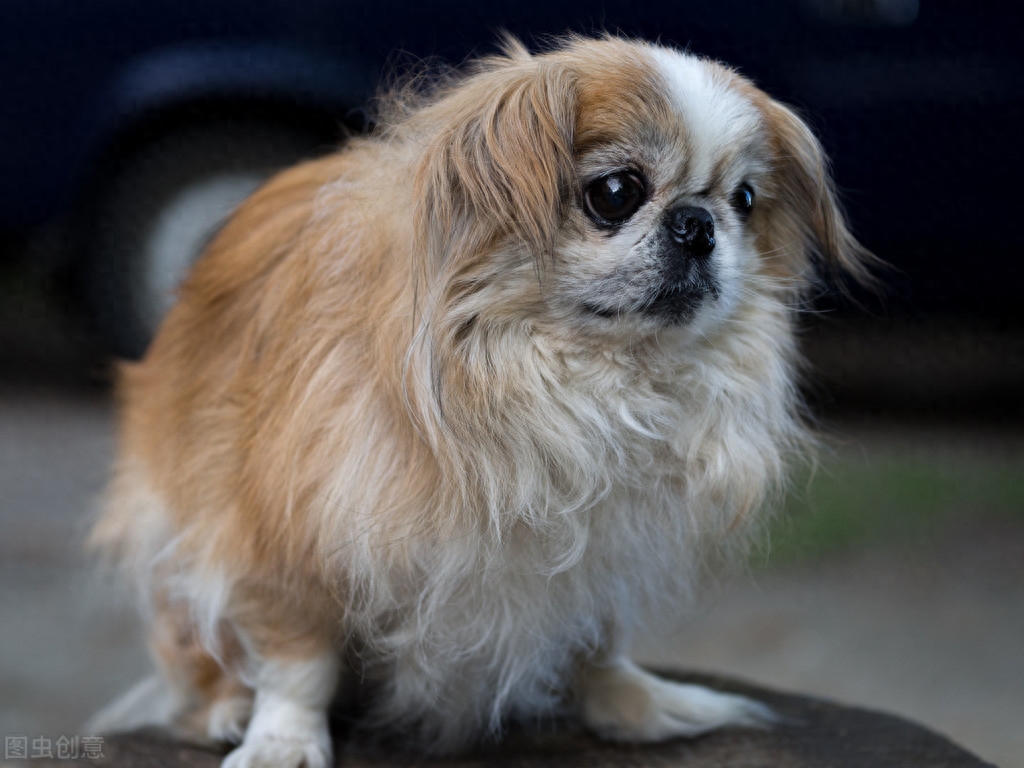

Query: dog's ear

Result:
[759,98,876,290]
[413,41,578,271]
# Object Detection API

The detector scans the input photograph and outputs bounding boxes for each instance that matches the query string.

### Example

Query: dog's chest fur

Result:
[345,322,797,745]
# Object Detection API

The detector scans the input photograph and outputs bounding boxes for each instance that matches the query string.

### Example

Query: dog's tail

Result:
[84,674,179,735]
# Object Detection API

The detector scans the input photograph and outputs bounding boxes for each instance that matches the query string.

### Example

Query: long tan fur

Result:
[90,35,868,763]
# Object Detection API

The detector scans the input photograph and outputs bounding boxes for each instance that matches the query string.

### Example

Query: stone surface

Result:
[31,672,994,768]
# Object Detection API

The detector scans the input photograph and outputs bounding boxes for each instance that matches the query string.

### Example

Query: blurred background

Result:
[1,0,1021,765]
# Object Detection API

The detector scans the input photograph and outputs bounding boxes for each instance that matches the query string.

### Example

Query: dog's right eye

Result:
[584,173,646,226]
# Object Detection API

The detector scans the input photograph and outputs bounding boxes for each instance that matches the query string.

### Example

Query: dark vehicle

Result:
[3,0,1021,358]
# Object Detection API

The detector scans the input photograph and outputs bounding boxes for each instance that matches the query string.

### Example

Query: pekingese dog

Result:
[90,35,869,767]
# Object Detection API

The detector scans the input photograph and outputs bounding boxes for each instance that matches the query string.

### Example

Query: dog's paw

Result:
[579,658,776,742]
[221,706,330,768]
[221,734,331,768]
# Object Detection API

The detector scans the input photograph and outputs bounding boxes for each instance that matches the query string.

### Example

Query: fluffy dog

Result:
[90,35,869,767]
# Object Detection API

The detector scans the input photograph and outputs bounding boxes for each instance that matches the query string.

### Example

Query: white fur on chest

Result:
[358,481,699,747]
[348,341,774,745]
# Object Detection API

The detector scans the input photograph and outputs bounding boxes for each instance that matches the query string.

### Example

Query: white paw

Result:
[207,696,253,744]
[580,658,776,742]
[221,706,331,768]
[221,732,331,768]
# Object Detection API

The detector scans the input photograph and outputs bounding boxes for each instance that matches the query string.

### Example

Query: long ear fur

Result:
[761,98,876,290]
[411,41,578,272]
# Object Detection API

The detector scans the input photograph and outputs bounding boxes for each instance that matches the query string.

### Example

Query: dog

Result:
[89,34,869,767]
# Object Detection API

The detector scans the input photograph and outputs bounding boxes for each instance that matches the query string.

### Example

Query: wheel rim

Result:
[138,173,264,332]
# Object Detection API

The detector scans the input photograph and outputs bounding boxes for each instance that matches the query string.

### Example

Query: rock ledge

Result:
[38,672,993,767]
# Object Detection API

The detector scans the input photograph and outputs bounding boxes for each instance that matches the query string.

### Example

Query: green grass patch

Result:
[762,450,1024,566]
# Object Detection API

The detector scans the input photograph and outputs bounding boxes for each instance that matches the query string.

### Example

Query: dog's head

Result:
[398,35,869,348]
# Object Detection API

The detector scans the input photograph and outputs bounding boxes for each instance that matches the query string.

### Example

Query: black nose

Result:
[666,205,715,257]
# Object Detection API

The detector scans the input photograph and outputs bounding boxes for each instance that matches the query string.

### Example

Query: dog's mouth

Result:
[640,275,719,324]
[583,263,720,326]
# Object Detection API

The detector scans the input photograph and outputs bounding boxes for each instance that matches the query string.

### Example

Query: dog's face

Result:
[559,48,773,334]
[409,36,867,348]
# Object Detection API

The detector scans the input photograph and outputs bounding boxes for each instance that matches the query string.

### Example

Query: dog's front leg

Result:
[218,587,340,768]
[222,650,338,768]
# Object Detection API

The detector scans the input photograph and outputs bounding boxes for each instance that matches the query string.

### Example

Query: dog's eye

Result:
[584,173,646,226]
[731,183,755,217]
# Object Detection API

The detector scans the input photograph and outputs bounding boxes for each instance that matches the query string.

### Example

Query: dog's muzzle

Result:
[638,205,721,324]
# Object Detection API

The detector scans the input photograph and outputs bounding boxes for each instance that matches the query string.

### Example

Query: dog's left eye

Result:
[584,173,646,226]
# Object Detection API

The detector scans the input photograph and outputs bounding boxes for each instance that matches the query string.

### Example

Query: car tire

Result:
[84,118,331,360]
